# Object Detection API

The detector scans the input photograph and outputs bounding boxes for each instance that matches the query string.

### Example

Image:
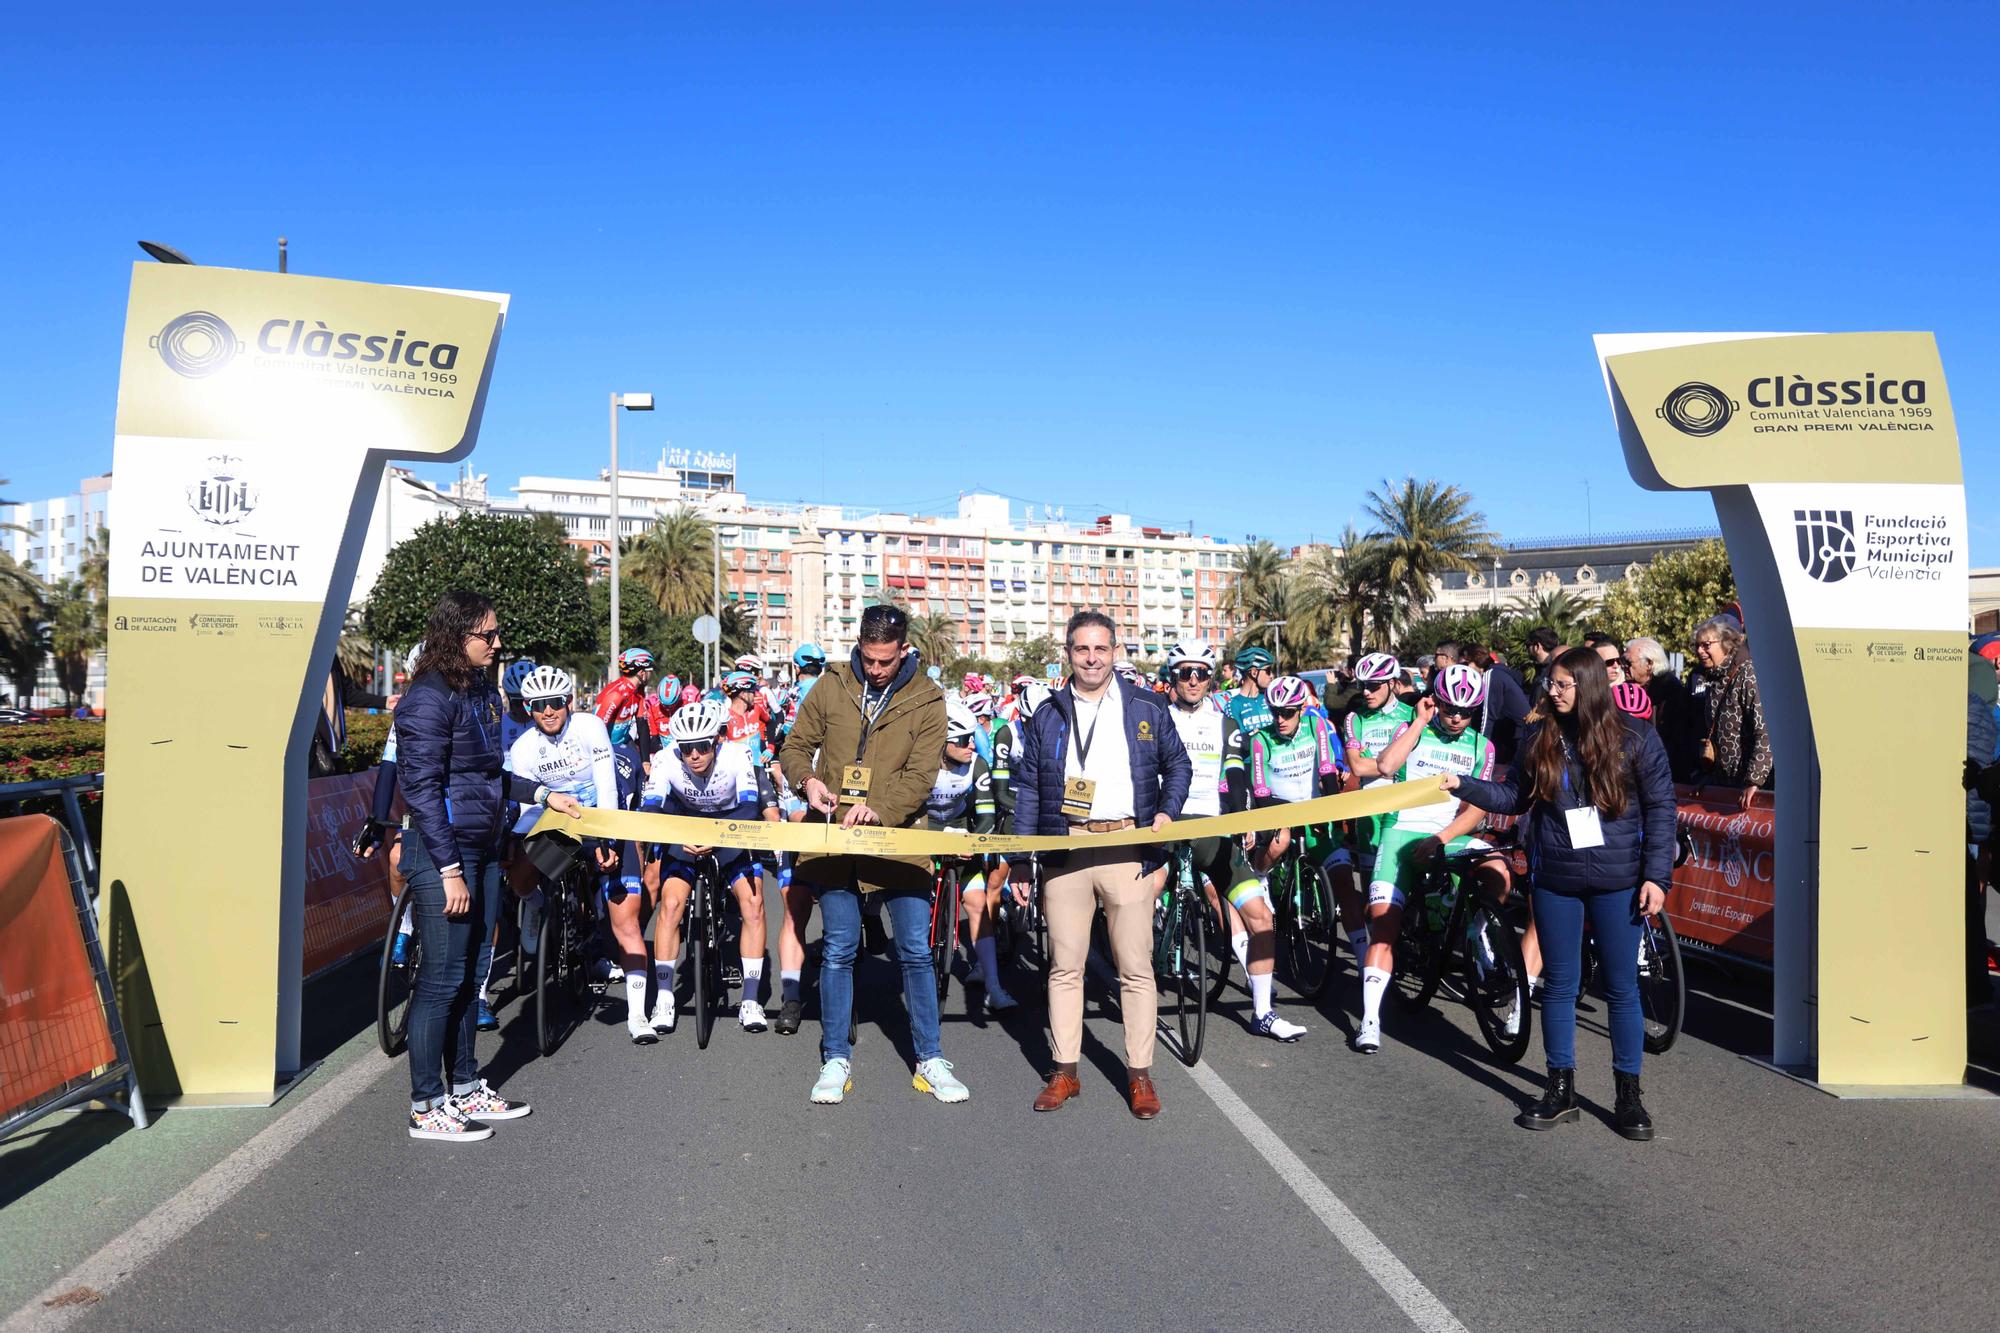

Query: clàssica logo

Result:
[152,311,243,378]
[186,456,261,527]
[1656,382,1738,437]
[1794,508,1857,584]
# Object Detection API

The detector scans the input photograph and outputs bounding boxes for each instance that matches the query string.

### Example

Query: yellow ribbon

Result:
[527,776,1451,857]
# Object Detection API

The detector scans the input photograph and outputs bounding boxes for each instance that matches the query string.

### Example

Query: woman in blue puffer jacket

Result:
[1447,647,1676,1141]
[392,590,532,1142]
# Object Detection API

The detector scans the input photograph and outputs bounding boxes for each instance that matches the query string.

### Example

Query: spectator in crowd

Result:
[1624,637,1699,781]
[313,661,396,777]
[1964,652,1998,1008]
[1013,610,1191,1119]
[1525,626,1563,700]
[1691,615,1770,810]
[1469,642,1530,764]
[1447,647,1677,1141]
[1583,633,1625,685]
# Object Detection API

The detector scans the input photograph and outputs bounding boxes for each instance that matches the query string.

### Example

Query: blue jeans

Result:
[405,832,504,1107]
[816,884,941,1064]
[1533,885,1644,1076]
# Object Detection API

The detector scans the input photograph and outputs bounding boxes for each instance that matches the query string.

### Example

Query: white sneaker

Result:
[810,1058,853,1105]
[738,1000,769,1033]
[649,994,676,1033]
[1254,1012,1307,1042]
[1352,1016,1382,1054]
[627,1014,658,1044]
[409,1102,492,1142]
[450,1080,530,1121]
[913,1057,969,1103]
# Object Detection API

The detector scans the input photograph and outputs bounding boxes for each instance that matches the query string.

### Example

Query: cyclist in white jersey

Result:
[642,698,778,1033]
[504,666,642,1037]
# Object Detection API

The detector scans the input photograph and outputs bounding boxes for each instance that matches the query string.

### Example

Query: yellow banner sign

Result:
[530,776,1452,856]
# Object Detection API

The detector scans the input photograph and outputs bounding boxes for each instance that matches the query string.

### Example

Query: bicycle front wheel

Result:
[693,883,717,1050]
[1278,862,1338,1000]
[1464,902,1531,1065]
[932,868,959,1004]
[1174,891,1209,1065]
[534,885,565,1056]
[1640,913,1686,1054]
[376,885,419,1057]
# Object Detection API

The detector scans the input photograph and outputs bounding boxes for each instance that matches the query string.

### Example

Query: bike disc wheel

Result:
[375,885,419,1057]
[534,888,563,1056]
[1464,903,1531,1064]
[1640,913,1686,1054]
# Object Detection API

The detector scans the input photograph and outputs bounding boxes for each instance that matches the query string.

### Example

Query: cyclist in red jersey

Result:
[721,669,774,762]
[595,648,667,752]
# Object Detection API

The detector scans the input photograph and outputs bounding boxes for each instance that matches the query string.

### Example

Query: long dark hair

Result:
[412,590,495,693]
[1522,646,1628,818]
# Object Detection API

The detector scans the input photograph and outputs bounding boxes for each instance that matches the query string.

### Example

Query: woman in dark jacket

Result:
[1446,647,1676,1140]
[393,590,531,1142]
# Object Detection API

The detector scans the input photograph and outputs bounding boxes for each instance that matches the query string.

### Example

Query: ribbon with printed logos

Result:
[528,776,1451,856]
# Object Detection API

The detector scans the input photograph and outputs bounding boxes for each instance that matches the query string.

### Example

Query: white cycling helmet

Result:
[518,665,574,706]
[1432,663,1488,710]
[964,690,995,720]
[404,643,424,677]
[1018,682,1052,718]
[1266,674,1312,709]
[668,697,729,743]
[501,659,539,697]
[734,653,765,674]
[945,698,979,743]
[1166,640,1216,669]
[1355,652,1401,684]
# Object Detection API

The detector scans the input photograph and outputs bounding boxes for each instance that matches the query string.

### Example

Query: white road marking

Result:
[2,1050,396,1333]
[1177,1056,1470,1333]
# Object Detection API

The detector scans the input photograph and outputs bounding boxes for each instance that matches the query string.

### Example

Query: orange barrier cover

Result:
[0,815,117,1119]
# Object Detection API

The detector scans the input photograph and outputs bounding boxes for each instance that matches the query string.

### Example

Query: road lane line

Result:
[1176,1057,1469,1333]
[3,1049,396,1333]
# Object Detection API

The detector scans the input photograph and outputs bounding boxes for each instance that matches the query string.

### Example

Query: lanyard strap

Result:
[1071,691,1105,772]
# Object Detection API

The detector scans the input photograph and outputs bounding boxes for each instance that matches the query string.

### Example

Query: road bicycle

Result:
[928,858,965,1002]
[680,852,732,1050]
[1153,843,1210,1066]
[1578,830,1692,1055]
[376,876,421,1057]
[529,840,607,1057]
[1391,843,1533,1064]
[1267,828,1341,1000]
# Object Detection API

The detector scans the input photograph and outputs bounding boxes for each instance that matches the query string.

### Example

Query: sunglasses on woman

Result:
[467,628,502,646]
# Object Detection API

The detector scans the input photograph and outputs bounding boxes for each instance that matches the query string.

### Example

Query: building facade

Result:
[1426,527,1722,615]
[2,474,112,585]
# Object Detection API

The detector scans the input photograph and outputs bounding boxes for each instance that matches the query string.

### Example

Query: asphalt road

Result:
[22,896,2000,1332]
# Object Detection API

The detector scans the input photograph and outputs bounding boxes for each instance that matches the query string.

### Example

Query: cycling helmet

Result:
[961,671,987,693]
[620,647,654,673]
[722,669,758,693]
[964,690,995,720]
[679,685,702,706]
[1233,646,1275,670]
[945,698,979,743]
[1611,681,1655,722]
[404,643,424,677]
[656,673,682,706]
[1114,661,1141,683]
[1265,675,1311,709]
[1432,663,1488,710]
[1354,652,1401,684]
[1166,640,1217,669]
[501,659,539,698]
[1011,673,1036,691]
[1973,632,2000,662]
[734,654,765,674]
[792,641,826,669]
[519,665,575,706]
[667,697,729,743]
[1018,682,1052,718]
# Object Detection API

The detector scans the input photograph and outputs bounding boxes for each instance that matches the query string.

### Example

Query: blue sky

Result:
[5,4,1997,557]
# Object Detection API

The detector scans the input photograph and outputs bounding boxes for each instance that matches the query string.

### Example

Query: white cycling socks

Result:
[654,960,675,997]
[1361,967,1391,1027]
[625,970,647,1021]
[1250,969,1274,1018]
[1231,931,1251,974]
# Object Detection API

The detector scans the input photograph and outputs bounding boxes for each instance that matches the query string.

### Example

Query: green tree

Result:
[1596,539,1738,653]
[1511,587,1590,645]
[622,506,715,616]
[1286,527,1396,664]
[1222,540,1288,651]
[1364,477,1498,626]
[48,579,96,707]
[362,512,594,664]
[1002,635,1059,684]
[566,578,677,685]
[908,610,958,667]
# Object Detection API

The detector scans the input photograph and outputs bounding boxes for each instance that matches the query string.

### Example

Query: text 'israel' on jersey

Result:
[642,738,763,815]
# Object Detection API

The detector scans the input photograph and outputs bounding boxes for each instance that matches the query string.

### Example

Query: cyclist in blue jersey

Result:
[1227,645,1277,738]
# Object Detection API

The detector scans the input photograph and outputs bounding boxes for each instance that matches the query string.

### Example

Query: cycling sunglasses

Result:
[677,738,718,755]
[1439,704,1478,720]
[525,696,567,713]
[1271,705,1303,720]
[1173,666,1212,682]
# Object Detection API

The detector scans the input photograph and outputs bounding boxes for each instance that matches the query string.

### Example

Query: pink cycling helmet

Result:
[1432,664,1488,710]
[1265,675,1312,709]
[1612,681,1655,721]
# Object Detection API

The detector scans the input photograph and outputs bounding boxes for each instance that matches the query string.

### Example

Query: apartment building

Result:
[2,474,112,584]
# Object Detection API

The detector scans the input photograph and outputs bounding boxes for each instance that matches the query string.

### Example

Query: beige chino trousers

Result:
[1044,844,1158,1070]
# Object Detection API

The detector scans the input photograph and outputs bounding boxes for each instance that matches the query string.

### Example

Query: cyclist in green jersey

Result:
[1226,645,1277,738]
[1352,664,1511,1055]
[1336,652,1414,975]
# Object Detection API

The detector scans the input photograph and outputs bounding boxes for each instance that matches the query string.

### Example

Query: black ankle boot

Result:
[1613,1071,1655,1142]
[1516,1067,1579,1130]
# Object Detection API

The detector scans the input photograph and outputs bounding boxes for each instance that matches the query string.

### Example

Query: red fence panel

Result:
[0,815,118,1122]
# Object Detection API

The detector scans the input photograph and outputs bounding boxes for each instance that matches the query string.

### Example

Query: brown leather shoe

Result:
[1128,1071,1161,1120]
[1034,1070,1082,1112]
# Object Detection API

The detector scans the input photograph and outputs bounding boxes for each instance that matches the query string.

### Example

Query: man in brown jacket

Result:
[778,605,964,1107]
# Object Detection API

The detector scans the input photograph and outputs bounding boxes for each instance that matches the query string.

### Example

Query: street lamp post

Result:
[1269,618,1288,672]
[608,392,655,669]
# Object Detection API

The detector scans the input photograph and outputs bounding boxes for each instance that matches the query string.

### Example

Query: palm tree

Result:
[908,611,958,666]
[1512,588,1589,645]
[1285,527,1395,664]
[48,579,96,708]
[622,506,715,617]
[1222,539,1290,655]
[717,602,757,662]
[0,555,45,704]
[1364,478,1498,625]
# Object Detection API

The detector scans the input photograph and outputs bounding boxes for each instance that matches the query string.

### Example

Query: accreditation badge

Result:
[839,764,873,806]
[1061,777,1097,821]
